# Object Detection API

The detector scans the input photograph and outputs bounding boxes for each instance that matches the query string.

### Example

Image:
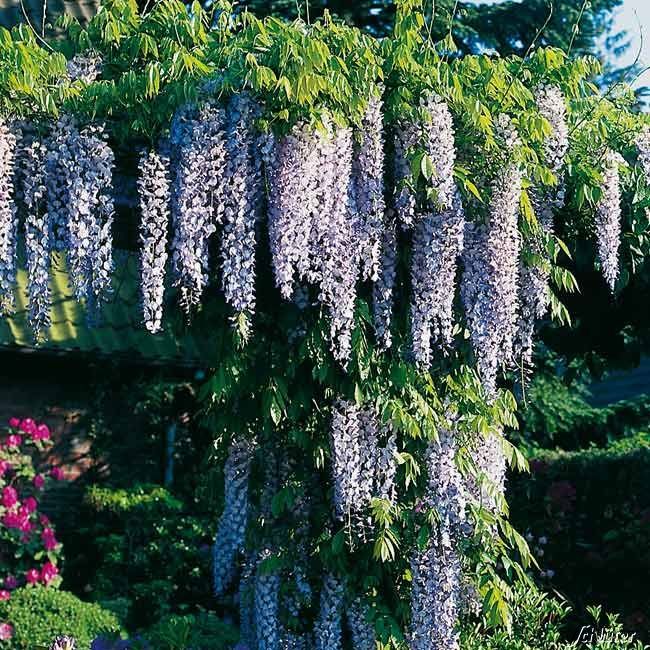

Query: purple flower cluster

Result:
[516,86,569,368]
[212,437,254,596]
[50,118,115,315]
[315,573,344,650]
[254,549,281,650]
[372,220,397,349]
[22,140,51,338]
[409,428,466,650]
[469,427,507,515]
[66,52,103,83]
[221,94,263,323]
[353,91,386,281]
[347,598,375,650]
[170,101,226,313]
[462,117,522,396]
[330,400,397,535]
[410,190,465,367]
[138,144,172,333]
[0,119,18,315]
[595,150,625,292]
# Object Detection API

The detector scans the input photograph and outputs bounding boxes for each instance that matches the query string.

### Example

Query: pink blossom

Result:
[22,496,37,513]
[0,460,11,477]
[4,576,17,590]
[2,512,21,529]
[33,475,45,490]
[42,528,58,550]
[18,516,34,533]
[5,434,21,448]
[50,467,64,481]
[1,486,18,508]
[0,591,9,601]
[40,561,58,584]
[19,418,35,434]
[25,568,40,584]
[0,623,13,640]
[39,514,50,526]
[34,424,50,440]
[7,418,19,428]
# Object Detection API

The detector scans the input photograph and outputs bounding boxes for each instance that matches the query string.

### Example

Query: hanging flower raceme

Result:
[469,427,507,515]
[138,144,172,333]
[516,85,569,368]
[410,189,465,367]
[45,117,75,252]
[462,116,522,396]
[254,549,281,650]
[170,101,227,314]
[372,218,397,349]
[315,573,344,650]
[266,123,319,299]
[315,127,360,365]
[537,85,570,182]
[393,121,420,228]
[353,90,386,282]
[420,95,456,211]
[330,399,363,526]
[0,119,18,315]
[330,401,396,536]
[409,427,466,650]
[22,139,51,338]
[212,437,254,596]
[595,149,625,292]
[238,552,257,649]
[60,119,115,315]
[347,598,375,650]
[221,93,263,324]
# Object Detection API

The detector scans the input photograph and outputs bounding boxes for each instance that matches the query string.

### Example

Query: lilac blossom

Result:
[315,574,344,650]
[213,437,254,596]
[254,549,281,650]
[138,144,171,333]
[462,117,522,396]
[66,52,102,83]
[373,218,397,349]
[170,101,226,313]
[330,399,363,526]
[353,90,386,281]
[595,150,625,292]
[516,86,569,367]
[221,93,262,321]
[0,119,17,314]
[469,428,507,515]
[409,428,466,650]
[393,121,420,228]
[316,127,359,365]
[347,598,375,650]
[265,124,318,299]
[45,117,75,251]
[58,120,115,315]
[22,139,51,338]
[420,95,456,211]
[410,189,465,367]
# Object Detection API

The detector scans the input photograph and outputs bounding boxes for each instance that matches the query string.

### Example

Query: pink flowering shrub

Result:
[0,418,64,603]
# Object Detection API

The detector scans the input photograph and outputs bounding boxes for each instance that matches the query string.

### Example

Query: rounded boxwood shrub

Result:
[0,586,121,649]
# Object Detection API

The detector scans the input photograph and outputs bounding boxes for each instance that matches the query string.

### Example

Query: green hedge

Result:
[509,432,650,638]
[63,484,214,630]
[0,587,121,649]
